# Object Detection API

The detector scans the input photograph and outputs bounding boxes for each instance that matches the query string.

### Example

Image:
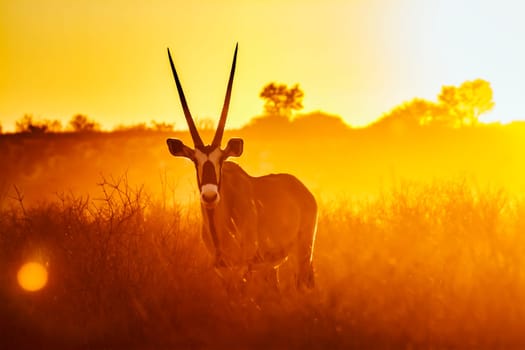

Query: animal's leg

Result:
[251,265,280,300]
[296,215,317,289]
[297,258,315,289]
[264,266,279,292]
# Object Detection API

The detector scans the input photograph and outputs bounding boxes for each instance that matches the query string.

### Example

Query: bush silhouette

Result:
[69,114,100,132]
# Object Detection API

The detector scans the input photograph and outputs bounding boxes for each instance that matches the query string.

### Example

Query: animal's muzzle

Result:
[200,161,220,207]
[201,183,220,207]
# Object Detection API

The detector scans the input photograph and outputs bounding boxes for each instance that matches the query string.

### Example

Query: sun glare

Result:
[17,262,48,292]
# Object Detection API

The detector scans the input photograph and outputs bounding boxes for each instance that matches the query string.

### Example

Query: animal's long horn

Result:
[211,43,238,147]
[167,48,204,148]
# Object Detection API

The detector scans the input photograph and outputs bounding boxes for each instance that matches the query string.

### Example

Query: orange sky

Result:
[2,0,525,132]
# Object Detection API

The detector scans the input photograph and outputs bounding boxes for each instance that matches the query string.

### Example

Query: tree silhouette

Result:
[151,120,175,132]
[374,79,495,130]
[373,98,441,131]
[15,114,62,134]
[437,79,494,127]
[260,83,304,118]
[69,114,100,132]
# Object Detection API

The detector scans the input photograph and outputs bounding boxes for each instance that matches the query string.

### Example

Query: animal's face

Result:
[167,138,243,208]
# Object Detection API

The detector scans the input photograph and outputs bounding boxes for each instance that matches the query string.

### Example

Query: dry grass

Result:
[2,178,525,348]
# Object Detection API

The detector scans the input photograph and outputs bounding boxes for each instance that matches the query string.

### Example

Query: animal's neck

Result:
[201,170,237,262]
[205,208,220,255]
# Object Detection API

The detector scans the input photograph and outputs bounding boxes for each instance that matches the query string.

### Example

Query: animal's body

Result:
[200,162,317,288]
[165,44,317,289]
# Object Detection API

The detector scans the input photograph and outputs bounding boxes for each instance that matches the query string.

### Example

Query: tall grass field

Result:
[2,176,525,348]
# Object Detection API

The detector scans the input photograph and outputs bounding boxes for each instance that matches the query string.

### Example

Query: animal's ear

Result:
[167,139,194,159]
[224,138,243,158]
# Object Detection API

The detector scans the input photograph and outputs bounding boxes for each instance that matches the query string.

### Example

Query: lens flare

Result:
[17,262,48,292]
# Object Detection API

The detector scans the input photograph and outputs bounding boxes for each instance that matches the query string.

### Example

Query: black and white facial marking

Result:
[194,146,223,207]
[167,138,243,208]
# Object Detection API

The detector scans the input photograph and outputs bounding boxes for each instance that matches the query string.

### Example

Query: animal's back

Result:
[222,161,317,218]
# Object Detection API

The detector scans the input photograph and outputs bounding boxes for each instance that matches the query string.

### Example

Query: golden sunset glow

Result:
[2,0,525,132]
[17,262,48,292]
[4,1,525,348]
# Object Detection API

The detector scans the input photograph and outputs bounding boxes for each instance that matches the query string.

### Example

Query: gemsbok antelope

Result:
[165,44,317,289]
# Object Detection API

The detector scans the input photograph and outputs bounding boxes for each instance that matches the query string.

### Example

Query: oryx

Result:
[165,44,317,289]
